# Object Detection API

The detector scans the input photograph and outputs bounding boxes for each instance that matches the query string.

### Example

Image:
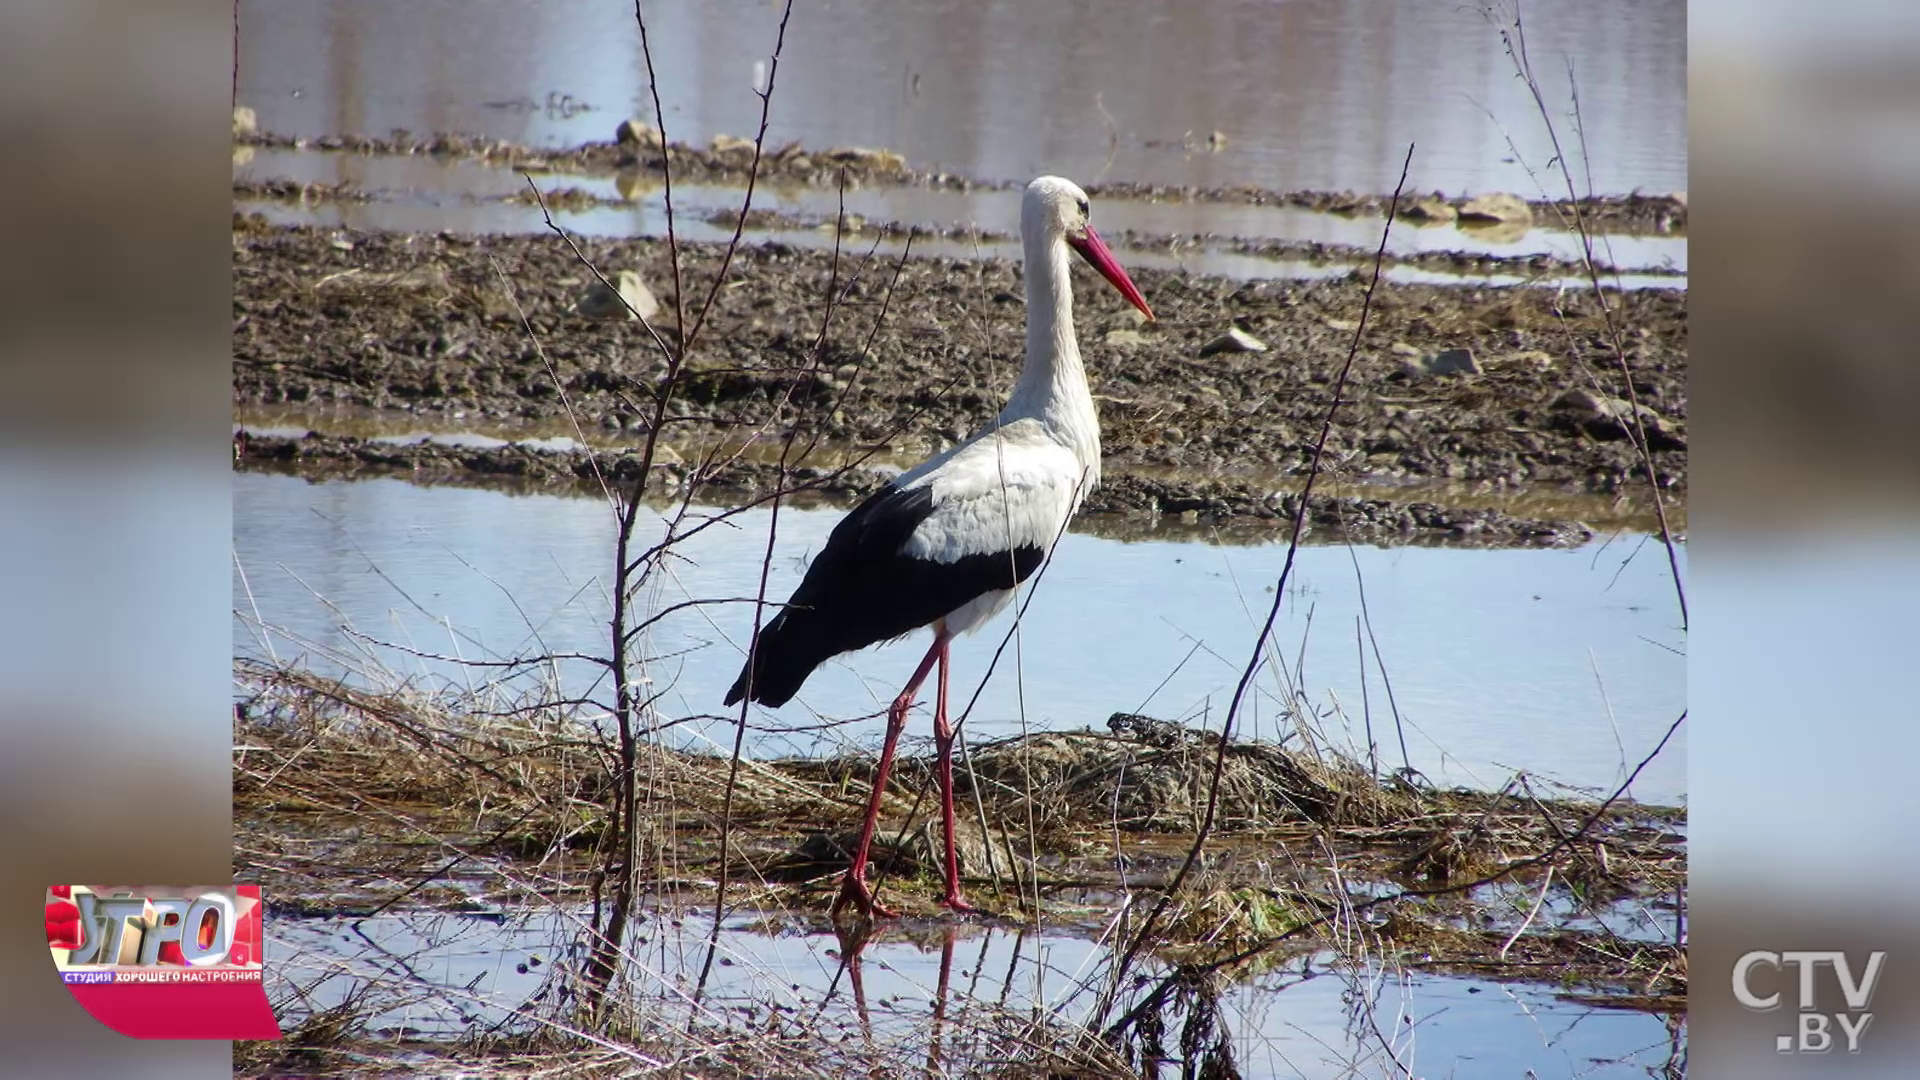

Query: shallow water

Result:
[266,908,1683,1077]
[233,471,1686,803]
[240,191,1684,292]
[233,145,1689,277]
[236,0,1686,198]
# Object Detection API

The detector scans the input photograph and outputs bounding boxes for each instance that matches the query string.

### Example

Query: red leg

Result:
[832,635,944,920]
[932,635,976,913]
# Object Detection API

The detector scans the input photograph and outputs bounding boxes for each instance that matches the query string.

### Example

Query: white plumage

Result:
[898,424,1082,549]
[726,176,1155,918]
[895,420,1088,633]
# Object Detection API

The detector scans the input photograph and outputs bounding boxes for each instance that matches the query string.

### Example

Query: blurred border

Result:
[4,0,1920,1074]
[0,0,233,1074]
[1692,0,1920,1074]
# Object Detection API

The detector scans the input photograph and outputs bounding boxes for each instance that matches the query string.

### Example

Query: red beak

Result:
[1068,226,1155,321]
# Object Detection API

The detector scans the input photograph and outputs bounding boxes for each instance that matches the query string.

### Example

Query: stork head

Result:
[1023,176,1155,321]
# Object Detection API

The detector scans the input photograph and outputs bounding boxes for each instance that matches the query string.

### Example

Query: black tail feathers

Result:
[724,617,827,708]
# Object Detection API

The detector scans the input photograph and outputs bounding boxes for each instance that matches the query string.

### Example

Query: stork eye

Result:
[1076,198,1090,219]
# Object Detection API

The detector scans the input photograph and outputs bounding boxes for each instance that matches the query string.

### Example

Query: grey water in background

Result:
[237,0,1686,198]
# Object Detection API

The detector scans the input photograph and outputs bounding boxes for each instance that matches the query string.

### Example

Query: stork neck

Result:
[1006,233,1100,480]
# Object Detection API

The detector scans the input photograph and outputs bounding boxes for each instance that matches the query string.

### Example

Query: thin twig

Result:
[1095,142,1419,1025]
[1496,3,1687,631]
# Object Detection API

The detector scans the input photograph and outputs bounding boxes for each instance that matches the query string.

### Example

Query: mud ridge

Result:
[235,128,1686,234]
[233,219,1687,496]
[235,430,1596,547]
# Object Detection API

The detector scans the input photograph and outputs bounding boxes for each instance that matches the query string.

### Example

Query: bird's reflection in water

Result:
[822,919,972,1079]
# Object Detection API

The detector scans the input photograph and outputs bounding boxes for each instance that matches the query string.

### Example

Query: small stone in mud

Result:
[1401,196,1458,224]
[1457,193,1532,227]
[615,118,663,149]
[575,269,659,322]
[1198,327,1268,356]
[1548,388,1686,450]
[1401,347,1480,378]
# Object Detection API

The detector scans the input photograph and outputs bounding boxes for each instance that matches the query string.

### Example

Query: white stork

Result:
[726,176,1155,918]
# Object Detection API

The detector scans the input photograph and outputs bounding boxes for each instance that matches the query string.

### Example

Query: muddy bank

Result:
[235,429,1596,547]
[234,126,1687,235]
[233,218,1687,498]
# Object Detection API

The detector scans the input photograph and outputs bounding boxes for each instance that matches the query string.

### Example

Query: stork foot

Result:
[940,893,978,915]
[830,868,896,921]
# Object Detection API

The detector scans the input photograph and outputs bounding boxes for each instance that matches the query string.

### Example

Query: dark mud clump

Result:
[233,219,1686,497]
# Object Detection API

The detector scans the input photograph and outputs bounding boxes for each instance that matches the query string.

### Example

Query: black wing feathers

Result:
[724,483,1043,708]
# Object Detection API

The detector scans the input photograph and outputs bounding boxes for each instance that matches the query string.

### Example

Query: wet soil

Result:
[235,128,1688,235]
[232,216,1687,505]
[235,430,1597,546]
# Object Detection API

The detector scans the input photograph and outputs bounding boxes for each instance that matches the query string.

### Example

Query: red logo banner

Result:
[47,885,281,1040]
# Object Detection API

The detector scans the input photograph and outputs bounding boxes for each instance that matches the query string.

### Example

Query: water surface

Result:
[237,0,1687,197]
[266,908,1683,1078]
[233,472,1687,802]
[233,146,1690,281]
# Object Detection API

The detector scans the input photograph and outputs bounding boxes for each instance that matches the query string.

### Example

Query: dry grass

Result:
[236,659,1681,887]
[234,658,1682,948]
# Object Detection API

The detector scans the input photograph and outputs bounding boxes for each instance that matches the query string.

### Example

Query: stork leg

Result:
[931,639,976,912]
[832,632,946,920]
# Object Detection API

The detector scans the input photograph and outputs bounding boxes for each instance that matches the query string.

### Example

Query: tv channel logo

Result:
[1732,949,1885,1054]
[46,885,281,1040]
